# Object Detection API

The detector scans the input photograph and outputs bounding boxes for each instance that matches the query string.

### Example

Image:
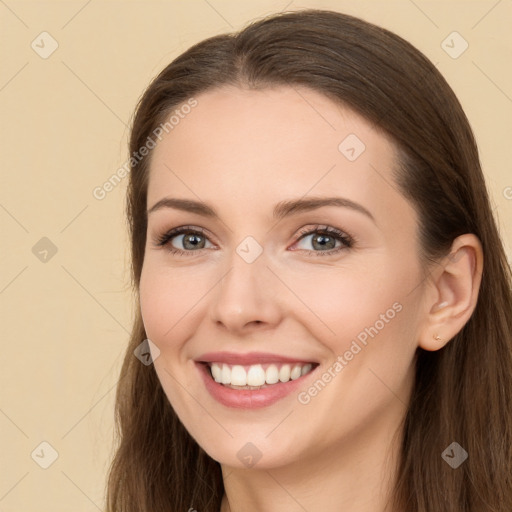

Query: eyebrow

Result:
[147,196,375,223]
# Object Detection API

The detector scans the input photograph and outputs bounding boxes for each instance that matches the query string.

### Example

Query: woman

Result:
[105,9,512,512]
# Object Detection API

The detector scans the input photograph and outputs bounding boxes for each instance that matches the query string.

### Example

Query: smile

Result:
[195,357,320,409]
[208,362,316,389]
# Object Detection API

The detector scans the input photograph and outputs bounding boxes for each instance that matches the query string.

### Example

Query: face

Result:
[139,85,427,470]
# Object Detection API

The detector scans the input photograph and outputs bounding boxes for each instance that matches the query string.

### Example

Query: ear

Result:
[418,233,483,351]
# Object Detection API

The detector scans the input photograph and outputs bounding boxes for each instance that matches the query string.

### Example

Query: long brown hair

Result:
[105,9,512,511]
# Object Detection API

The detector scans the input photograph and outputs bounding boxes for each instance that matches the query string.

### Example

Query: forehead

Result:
[151,85,391,162]
[147,85,408,226]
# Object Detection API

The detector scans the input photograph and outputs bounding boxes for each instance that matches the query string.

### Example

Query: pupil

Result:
[184,233,204,250]
[314,234,335,250]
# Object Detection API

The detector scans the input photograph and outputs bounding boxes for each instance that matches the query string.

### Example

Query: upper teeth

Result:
[209,363,314,386]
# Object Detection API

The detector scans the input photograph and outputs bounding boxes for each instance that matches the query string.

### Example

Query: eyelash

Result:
[155,224,354,258]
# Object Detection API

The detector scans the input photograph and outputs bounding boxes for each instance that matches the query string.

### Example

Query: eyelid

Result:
[154,225,214,248]
[289,225,354,256]
[294,224,353,245]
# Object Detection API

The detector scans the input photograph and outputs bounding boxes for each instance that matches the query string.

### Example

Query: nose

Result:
[209,249,283,333]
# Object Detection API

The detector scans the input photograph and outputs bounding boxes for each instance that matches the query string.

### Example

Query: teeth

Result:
[265,364,280,384]
[247,365,266,386]
[211,363,221,382]
[209,362,315,387]
[301,363,312,376]
[279,365,290,382]
[290,365,302,380]
[231,365,247,386]
[221,364,230,385]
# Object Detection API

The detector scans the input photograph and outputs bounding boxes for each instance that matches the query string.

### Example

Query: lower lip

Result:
[196,362,317,409]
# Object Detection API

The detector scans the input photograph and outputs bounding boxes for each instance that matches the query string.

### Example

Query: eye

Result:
[155,226,214,256]
[292,225,353,257]
[154,224,354,258]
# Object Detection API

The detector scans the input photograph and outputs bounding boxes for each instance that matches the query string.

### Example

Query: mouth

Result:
[194,351,320,408]
[201,361,319,390]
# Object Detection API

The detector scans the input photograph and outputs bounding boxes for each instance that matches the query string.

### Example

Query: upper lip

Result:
[195,351,318,365]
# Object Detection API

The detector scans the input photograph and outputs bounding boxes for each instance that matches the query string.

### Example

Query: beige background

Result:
[0,0,510,510]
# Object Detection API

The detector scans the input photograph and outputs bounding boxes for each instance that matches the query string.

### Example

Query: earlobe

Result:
[418,234,483,352]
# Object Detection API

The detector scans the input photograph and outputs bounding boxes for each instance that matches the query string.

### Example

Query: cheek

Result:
[139,263,213,347]
[284,264,412,350]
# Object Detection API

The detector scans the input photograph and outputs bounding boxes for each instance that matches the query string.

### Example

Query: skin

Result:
[139,85,483,512]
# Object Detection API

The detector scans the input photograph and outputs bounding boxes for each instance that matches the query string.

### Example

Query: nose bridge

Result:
[209,242,281,329]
